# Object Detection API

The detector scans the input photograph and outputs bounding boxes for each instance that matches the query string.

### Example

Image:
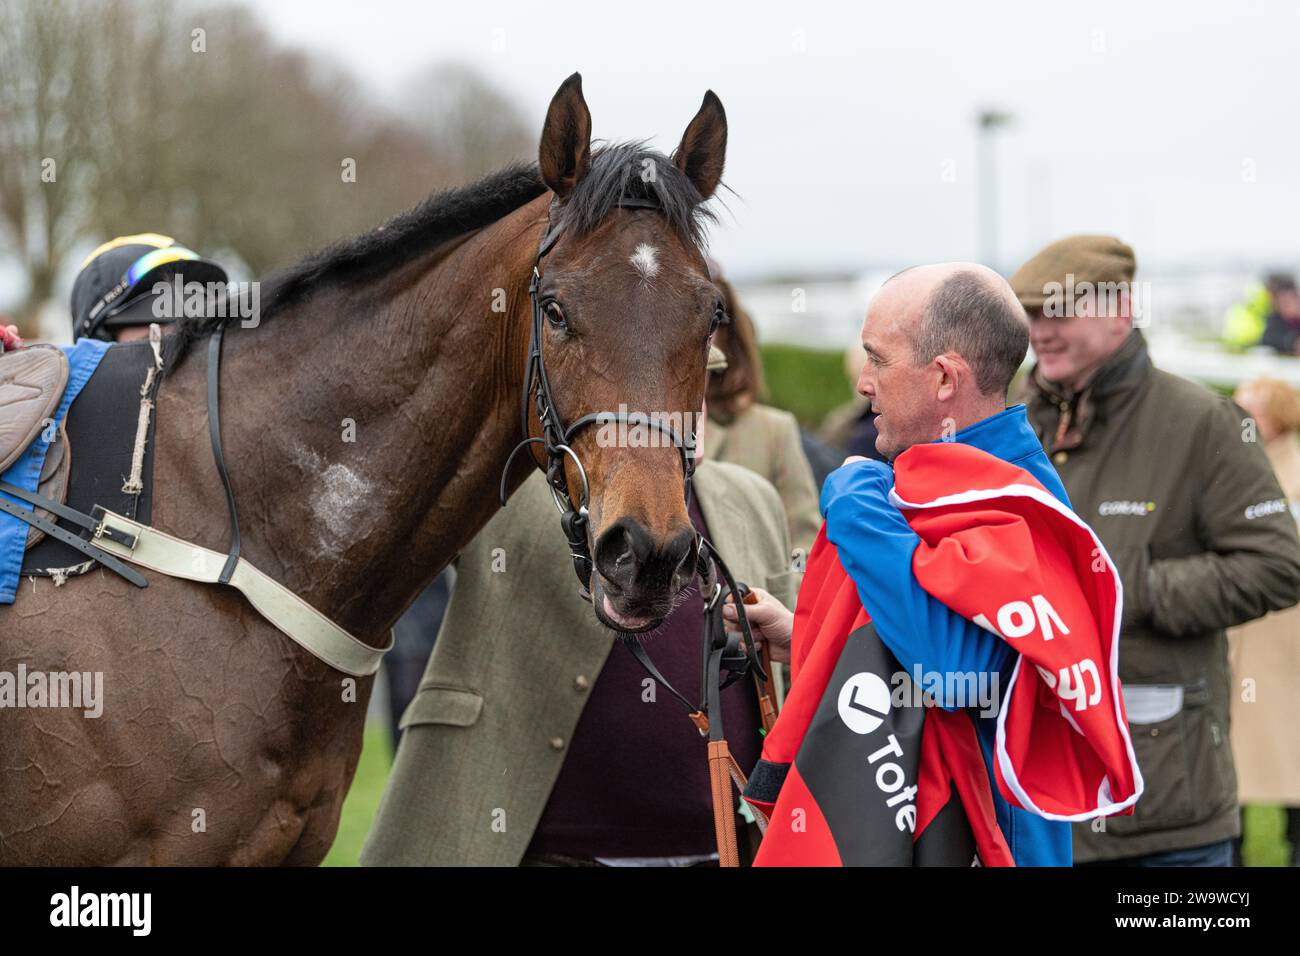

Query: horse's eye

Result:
[709,305,726,335]
[545,301,567,330]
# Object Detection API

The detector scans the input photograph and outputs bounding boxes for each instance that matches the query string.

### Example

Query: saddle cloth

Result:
[0,338,161,602]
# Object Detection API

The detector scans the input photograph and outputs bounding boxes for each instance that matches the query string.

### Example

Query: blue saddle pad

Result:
[0,338,110,604]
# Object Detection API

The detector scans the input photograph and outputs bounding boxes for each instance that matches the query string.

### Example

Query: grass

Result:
[758,343,856,427]
[321,724,394,867]
[1243,804,1292,867]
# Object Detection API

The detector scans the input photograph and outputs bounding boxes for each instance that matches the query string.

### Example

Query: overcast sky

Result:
[254,0,1300,280]
[5,0,1288,302]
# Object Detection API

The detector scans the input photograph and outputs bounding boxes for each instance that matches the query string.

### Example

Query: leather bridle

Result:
[497,193,778,865]
[499,195,698,597]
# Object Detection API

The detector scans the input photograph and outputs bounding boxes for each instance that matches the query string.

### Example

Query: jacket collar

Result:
[948,404,1043,464]
[1031,329,1151,406]
[1025,330,1151,451]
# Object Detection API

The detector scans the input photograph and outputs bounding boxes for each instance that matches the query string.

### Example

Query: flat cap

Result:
[1010,235,1136,309]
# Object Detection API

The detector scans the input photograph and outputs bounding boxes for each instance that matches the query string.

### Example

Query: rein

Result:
[498,194,778,866]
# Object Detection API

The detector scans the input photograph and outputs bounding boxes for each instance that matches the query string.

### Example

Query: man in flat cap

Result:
[1012,234,1300,866]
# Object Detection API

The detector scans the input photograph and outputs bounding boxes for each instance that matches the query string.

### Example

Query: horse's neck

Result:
[159,202,543,642]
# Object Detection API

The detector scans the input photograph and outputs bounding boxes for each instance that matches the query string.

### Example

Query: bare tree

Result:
[0,0,99,323]
[0,0,533,327]
[403,62,533,182]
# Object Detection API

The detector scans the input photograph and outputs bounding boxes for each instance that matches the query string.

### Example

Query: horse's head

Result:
[525,73,727,633]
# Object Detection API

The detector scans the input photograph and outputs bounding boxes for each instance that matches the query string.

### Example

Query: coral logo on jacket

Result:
[1244,497,1288,520]
[1098,499,1155,517]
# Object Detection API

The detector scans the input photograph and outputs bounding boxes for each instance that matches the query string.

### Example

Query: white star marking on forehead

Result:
[629,243,660,280]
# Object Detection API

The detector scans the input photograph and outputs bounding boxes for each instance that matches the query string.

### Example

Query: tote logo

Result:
[837,672,892,734]
[836,671,917,833]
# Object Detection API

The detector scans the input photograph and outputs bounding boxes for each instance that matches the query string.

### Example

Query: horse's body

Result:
[1,192,545,864]
[0,75,729,864]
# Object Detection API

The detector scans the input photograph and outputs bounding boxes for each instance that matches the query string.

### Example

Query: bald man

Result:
[736,263,1086,865]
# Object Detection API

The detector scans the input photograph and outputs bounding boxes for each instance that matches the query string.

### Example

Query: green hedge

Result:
[759,343,856,428]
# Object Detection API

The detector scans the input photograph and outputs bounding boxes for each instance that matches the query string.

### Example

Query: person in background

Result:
[1222,274,1293,351]
[1227,377,1300,866]
[0,321,21,351]
[1258,277,1300,355]
[818,336,887,464]
[706,260,822,557]
[1011,234,1300,866]
[70,233,229,343]
[383,572,453,751]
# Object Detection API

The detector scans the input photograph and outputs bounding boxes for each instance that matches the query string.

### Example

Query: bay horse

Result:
[0,73,729,864]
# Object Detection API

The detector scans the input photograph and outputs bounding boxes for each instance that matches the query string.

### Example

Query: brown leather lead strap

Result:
[743,590,780,736]
[756,643,779,736]
[708,739,747,868]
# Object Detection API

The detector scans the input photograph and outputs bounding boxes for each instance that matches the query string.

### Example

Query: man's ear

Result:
[934,353,965,403]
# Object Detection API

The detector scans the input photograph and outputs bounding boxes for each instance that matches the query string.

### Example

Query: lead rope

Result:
[621,538,776,866]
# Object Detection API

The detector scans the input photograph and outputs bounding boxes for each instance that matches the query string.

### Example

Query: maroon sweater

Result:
[526,495,763,859]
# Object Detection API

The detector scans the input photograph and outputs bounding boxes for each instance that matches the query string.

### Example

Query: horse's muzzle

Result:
[591,518,697,630]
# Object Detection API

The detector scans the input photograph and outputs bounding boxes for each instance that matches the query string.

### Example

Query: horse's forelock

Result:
[559,141,717,249]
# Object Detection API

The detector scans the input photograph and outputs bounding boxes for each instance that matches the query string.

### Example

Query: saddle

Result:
[2,329,391,676]
[0,345,73,549]
[0,345,67,473]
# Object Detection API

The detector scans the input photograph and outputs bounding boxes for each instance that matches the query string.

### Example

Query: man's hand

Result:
[0,324,21,351]
[722,586,794,664]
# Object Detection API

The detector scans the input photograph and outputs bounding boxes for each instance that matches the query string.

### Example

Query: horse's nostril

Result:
[595,521,697,596]
[594,520,646,591]
[669,529,698,585]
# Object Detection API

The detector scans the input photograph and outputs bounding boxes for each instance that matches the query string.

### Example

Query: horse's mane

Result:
[164,142,715,367]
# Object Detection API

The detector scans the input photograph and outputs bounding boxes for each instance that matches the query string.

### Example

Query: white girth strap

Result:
[90,508,391,676]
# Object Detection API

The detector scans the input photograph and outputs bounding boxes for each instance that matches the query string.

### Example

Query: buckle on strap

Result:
[91,504,139,551]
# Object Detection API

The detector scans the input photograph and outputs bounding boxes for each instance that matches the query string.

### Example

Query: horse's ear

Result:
[674,91,727,200]
[538,72,592,200]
